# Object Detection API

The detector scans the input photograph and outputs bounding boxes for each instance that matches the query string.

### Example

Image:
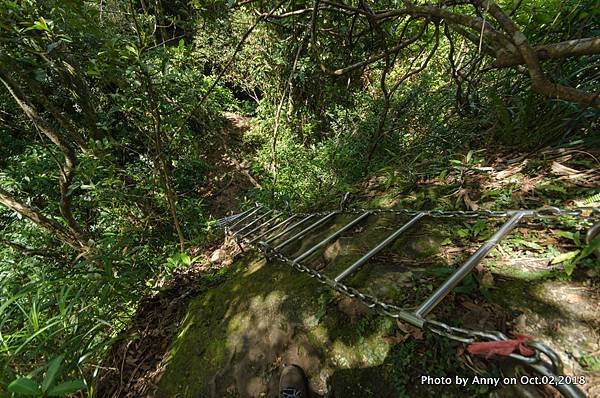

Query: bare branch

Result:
[322,18,429,75]
[0,66,90,244]
[493,36,600,68]
[482,0,600,108]
[0,187,81,250]
[1,239,69,261]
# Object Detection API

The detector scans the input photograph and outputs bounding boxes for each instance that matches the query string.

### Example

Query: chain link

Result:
[257,241,494,342]
[232,204,599,226]
[221,205,595,397]
[225,204,599,339]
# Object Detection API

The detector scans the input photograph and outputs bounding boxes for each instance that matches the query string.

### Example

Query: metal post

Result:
[275,212,338,251]
[241,212,282,240]
[228,206,261,231]
[414,212,525,318]
[293,212,371,264]
[396,310,426,328]
[233,210,273,236]
[250,215,298,244]
[264,214,316,244]
[334,212,425,282]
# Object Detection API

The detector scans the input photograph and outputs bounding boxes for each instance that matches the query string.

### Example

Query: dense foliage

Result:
[0,0,598,396]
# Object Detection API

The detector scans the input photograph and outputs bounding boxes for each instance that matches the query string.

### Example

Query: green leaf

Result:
[466,150,473,164]
[551,250,580,265]
[555,230,580,245]
[47,380,86,396]
[456,228,469,238]
[564,261,576,276]
[512,238,543,251]
[24,17,52,32]
[180,253,191,266]
[8,378,42,395]
[124,44,139,58]
[538,184,566,194]
[473,221,487,236]
[580,235,600,258]
[583,192,600,204]
[42,355,64,392]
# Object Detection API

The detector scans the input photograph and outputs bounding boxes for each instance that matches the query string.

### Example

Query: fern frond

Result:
[584,193,600,204]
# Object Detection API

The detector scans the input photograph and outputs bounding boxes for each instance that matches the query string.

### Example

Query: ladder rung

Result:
[293,211,371,264]
[275,212,338,251]
[334,212,425,282]
[219,207,253,226]
[228,206,261,231]
[234,210,273,236]
[241,212,282,239]
[250,215,298,244]
[414,211,525,318]
[264,214,316,244]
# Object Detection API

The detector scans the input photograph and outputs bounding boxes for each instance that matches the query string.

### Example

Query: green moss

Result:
[488,262,554,281]
[157,209,512,397]
[157,255,272,397]
[368,194,400,209]
[488,277,561,318]
[156,250,421,397]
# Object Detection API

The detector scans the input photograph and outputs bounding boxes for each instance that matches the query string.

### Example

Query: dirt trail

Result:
[198,112,260,217]
[95,111,259,397]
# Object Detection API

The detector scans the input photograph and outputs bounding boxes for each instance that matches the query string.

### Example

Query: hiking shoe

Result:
[279,364,308,398]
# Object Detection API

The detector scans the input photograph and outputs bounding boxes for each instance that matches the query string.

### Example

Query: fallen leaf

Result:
[551,161,580,176]
[481,271,494,287]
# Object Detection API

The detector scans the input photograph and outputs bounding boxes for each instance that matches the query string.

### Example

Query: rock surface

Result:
[153,214,599,397]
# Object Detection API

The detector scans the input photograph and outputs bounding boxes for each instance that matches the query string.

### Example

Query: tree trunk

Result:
[157,153,186,251]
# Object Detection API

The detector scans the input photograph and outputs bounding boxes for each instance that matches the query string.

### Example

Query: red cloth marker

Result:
[467,334,535,358]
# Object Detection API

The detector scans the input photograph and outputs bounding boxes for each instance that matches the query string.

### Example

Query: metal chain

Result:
[255,243,412,320]
[219,205,600,227]
[253,241,497,343]
[230,233,585,397]
[218,205,595,398]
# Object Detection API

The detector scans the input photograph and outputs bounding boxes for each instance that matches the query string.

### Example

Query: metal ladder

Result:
[218,204,598,398]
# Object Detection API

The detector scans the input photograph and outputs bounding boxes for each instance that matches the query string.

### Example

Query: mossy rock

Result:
[157,210,599,397]
[154,244,485,398]
[155,253,401,397]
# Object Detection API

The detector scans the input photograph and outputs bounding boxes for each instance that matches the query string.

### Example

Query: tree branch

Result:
[0,66,90,244]
[482,0,600,108]
[322,18,429,75]
[493,36,600,68]
[1,239,68,261]
[0,187,81,250]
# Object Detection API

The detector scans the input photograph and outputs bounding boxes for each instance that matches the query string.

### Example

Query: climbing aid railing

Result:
[217,204,599,398]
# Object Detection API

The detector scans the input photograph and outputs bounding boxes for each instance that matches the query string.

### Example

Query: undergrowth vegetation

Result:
[1,0,599,396]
